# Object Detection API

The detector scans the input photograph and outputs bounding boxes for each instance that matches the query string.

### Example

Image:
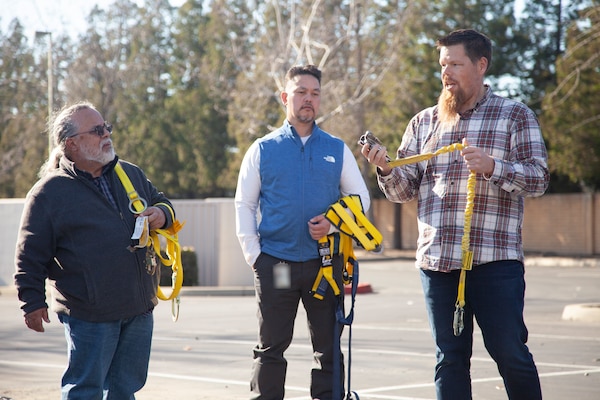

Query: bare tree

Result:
[228,0,417,150]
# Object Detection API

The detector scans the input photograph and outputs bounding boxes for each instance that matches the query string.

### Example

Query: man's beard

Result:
[297,106,315,124]
[437,87,463,125]
[81,139,115,165]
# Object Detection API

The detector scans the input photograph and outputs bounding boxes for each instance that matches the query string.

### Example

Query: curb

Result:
[525,257,600,268]
[179,286,255,296]
[562,303,600,323]
[344,282,373,294]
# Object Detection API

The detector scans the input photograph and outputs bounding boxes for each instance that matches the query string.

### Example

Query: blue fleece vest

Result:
[258,121,344,262]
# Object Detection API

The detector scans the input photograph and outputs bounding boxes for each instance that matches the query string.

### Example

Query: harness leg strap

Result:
[311,237,341,299]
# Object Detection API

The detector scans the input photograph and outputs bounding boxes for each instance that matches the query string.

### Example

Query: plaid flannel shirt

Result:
[379,87,549,272]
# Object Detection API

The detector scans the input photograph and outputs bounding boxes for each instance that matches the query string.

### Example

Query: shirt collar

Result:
[459,84,491,120]
[73,156,119,181]
[285,119,319,139]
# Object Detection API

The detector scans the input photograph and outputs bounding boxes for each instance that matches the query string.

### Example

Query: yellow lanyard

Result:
[114,162,184,321]
[454,170,476,336]
[386,143,476,336]
[114,162,147,213]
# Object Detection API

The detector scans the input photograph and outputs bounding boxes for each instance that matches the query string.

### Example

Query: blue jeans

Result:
[420,260,542,400]
[58,311,154,400]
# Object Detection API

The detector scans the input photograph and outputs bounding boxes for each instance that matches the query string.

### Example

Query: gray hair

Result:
[39,101,97,178]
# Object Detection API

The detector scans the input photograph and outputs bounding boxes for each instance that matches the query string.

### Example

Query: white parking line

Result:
[3,331,599,400]
[351,324,600,342]
[147,373,313,398]
[0,360,64,369]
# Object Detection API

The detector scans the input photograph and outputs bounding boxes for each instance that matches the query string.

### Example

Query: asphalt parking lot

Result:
[1,254,599,400]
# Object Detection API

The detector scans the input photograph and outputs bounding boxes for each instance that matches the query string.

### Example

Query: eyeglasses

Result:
[72,122,113,138]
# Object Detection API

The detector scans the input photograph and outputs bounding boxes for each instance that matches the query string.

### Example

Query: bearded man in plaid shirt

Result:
[361,29,549,400]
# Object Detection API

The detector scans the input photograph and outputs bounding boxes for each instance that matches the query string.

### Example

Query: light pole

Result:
[35,31,53,155]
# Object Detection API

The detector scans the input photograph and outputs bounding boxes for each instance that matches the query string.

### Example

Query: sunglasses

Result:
[72,122,113,138]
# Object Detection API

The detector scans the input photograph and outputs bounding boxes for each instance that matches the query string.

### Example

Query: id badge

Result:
[131,216,149,248]
[273,262,291,289]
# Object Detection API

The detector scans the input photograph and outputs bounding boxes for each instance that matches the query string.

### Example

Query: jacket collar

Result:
[60,154,119,180]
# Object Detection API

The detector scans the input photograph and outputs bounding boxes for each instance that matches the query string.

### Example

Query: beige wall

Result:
[2,193,599,286]
[372,193,600,257]
[595,194,600,254]
[523,193,594,255]
[0,198,251,287]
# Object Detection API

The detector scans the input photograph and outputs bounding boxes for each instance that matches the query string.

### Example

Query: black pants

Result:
[250,252,344,400]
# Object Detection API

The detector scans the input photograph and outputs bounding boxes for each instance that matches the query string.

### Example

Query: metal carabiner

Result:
[453,304,464,336]
[171,296,180,322]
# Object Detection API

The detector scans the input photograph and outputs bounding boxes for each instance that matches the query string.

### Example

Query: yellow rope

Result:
[460,171,477,272]
[387,143,465,167]
[386,142,476,336]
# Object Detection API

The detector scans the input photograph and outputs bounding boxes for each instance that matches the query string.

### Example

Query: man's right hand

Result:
[360,142,392,176]
[24,307,50,332]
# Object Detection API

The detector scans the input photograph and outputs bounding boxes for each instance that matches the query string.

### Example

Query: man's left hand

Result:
[308,214,331,240]
[461,138,495,175]
[140,206,167,230]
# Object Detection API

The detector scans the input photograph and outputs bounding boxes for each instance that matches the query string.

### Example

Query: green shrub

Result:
[159,246,198,287]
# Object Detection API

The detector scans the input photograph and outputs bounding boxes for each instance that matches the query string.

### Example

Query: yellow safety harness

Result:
[310,195,383,300]
[114,162,185,321]
[311,194,382,400]
[386,142,476,336]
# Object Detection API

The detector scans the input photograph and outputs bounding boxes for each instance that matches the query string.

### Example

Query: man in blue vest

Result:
[235,65,370,400]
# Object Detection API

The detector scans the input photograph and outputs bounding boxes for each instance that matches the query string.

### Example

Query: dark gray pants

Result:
[250,252,344,400]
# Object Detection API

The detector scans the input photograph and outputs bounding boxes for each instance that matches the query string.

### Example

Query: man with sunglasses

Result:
[14,101,175,399]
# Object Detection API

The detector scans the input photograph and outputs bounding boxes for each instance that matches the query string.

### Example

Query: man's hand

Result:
[461,138,495,175]
[360,142,392,176]
[308,215,331,240]
[24,307,50,332]
[139,206,167,230]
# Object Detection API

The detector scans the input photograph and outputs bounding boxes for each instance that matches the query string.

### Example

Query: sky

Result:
[3,0,527,41]
[1,0,186,41]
